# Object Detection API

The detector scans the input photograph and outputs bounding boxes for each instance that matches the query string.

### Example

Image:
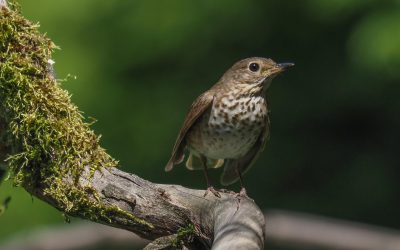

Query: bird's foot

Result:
[235,187,248,200]
[234,187,249,210]
[238,187,248,197]
[203,186,221,198]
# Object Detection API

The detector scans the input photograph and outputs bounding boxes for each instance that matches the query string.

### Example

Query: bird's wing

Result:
[165,92,214,171]
[220,113,270,185]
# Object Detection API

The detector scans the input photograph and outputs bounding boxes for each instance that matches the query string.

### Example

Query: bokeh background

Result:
[1,0,400,249]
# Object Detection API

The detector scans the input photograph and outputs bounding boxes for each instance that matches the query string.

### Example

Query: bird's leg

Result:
[233,165,249,210]
[201,156,220,198]
[236,166,247,197]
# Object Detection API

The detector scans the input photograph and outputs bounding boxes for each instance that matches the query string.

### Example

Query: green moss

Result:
[171,224,196,248]
[0,6,151,229]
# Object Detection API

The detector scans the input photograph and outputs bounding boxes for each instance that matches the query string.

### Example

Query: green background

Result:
[1,0,400,249]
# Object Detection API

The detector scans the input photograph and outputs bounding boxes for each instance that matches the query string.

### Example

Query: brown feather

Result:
[165,92,215,171]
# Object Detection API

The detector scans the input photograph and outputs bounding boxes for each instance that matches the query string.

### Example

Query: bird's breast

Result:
[187,95,267,159]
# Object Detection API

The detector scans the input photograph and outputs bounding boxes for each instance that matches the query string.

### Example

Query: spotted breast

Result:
[186,89,267,161]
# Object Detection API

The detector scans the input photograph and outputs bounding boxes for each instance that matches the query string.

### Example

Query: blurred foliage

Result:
[0,0,399,249]
[0,196,11,217]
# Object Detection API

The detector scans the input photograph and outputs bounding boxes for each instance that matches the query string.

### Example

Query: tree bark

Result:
[28,164,265,249]
[0,2,265,249]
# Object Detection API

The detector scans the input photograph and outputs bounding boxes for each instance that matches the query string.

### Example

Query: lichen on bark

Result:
[0,4,150,228]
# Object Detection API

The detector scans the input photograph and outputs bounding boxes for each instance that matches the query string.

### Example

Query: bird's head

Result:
[222,57,294,90]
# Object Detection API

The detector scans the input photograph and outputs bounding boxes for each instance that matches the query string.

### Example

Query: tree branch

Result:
[30,165,265,249]
[0,2,265,249]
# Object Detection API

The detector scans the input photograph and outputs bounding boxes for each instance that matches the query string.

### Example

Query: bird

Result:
[165,57,294,197]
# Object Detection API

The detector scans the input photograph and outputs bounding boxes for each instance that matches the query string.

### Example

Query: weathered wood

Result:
[28,165,265,249]
[2,149,265,249]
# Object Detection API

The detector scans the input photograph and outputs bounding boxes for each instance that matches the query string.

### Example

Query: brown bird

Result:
[165,57,294,196]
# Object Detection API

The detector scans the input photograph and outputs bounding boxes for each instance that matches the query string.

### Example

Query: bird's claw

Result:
[238,187,248,197]
[204,186,221,198]
[233,187,249,210]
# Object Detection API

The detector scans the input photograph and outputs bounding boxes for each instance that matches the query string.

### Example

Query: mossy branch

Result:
[0,3,265,249]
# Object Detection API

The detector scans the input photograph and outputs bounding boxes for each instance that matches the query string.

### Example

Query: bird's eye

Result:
[249,63,260,72]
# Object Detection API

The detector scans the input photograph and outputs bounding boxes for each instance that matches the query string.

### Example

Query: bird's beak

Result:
[276,62,295,70]
[261,62,294,84]
[268,62,295,76]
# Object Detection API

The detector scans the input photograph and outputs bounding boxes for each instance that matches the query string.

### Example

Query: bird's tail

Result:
[220,150,260,186]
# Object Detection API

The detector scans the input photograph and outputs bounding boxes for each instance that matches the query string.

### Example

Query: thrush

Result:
[165,57,294,196]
